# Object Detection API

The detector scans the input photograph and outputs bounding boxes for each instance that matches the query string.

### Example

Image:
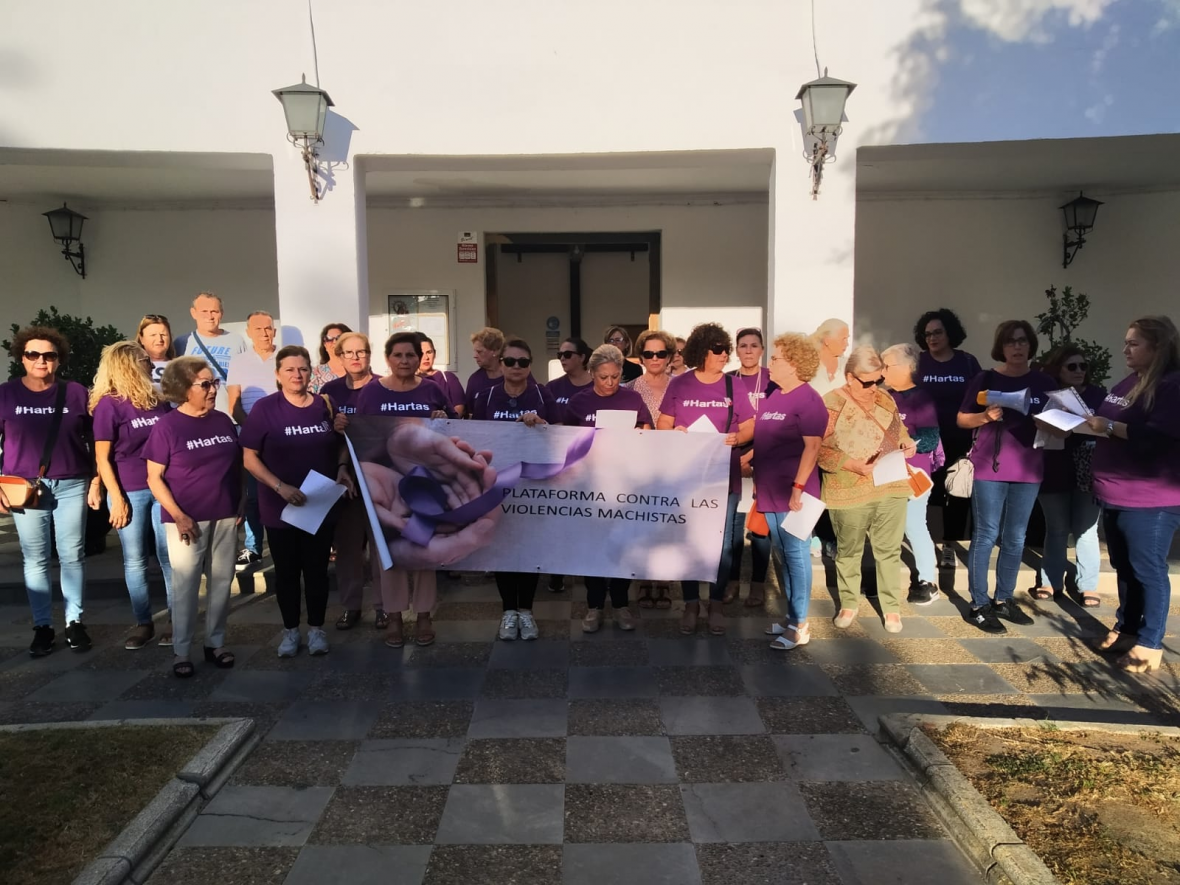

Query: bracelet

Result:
[273,481,282,493]
[793,482,806,491]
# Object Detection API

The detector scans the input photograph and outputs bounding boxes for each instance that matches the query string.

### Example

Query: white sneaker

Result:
[307,627,329,656]
[498,610,519,641]
[277,628,301,657]
[518,611,538,641]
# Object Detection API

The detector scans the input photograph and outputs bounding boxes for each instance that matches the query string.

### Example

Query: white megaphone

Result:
[976,388,1030,415]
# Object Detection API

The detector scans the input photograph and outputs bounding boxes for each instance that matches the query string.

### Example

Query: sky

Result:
[899,0,1180,143]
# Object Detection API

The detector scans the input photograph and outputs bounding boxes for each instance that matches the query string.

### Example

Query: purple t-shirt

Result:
[752,383,828,512]
[546,374,593,407]
[356,378,453,417]
[92,396,171,492]
[321,375,381,415]
[960,369,1055,484]
[1092,371,1180,510]
[918,350,982,445]
[659,372,755,495]
[729,367,772,411]
[1041,384,1106,495]
[564,387,653,429]
[239,392,340,528]
[464,369,503,415]
[0,380,91,480]
[142,409,241,522]
[422,370,466,412]
[889,387,940,477]
[472,380,560,423]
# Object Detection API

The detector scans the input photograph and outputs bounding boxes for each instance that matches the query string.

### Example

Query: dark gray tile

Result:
[725,639,814,666]
[755,697,866,735]
[232,740,358,787]
[655,666,744,697]
[310,786,448,845]
[660,697,764,735]
[453,738,566,784]
[369,701,474,739]
[145,847,299,885]
[820,666,929,697]
[342,738,464,786]
[801,640,898,665]
[739,665,839,697]
[681,783,820,842]
[855,617,948,639]
[843,696,951,735]
[772,734,906,781]
[434,602,504,620]
[568,666,658,699]
[670,735,786,783]
[30,669,148,702]
[799,782,943,840]
[117,669,228,701]
[905,664,1020,696]
[78,644,173,671]
[826,839,979,885]
[179,786,333,847]
[564,784,689,843]
[468,699,568,738]
[646,639,732,666]
[695,842,840,885]
[435,784,564,844]
[268,700,380,741]
[488,640,570,669]
[208,671,316,703]
[480,668,568,699]
[563,843,701,885]
[303,673,398,702]
[570,641,650,667]
[190,701,286,735]
[424,845,561,885]
[386,668,486,701]
[0,667,58,700]
[955,638,1057,664]
[406,643,492,669]
[286,845,431,885]
[568,699,663,736]
[566,736,678,784]
[89,699,195,720]
[0,700,98,724]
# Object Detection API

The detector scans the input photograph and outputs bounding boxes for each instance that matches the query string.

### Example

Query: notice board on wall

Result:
[384,290,456,369]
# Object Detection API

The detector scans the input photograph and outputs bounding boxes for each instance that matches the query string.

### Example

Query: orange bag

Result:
[906,465,934,499]
[745,504,769,537]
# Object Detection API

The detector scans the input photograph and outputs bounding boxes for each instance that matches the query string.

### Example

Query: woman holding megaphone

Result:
[957,319,1056,634]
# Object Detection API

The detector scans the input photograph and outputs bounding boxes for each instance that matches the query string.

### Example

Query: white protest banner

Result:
[345,416,731,581]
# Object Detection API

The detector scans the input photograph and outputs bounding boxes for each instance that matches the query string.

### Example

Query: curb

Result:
[53,717,259,885]
[880,713,1180,885]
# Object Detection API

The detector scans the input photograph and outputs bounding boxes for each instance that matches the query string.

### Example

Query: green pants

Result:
[829,496,909,614]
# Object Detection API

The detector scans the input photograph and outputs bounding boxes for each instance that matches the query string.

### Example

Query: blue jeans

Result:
[1104,507,1180,651]
[765,511,813,623]
[242,474,262,556]
[111,489,174,624]
[11,477,88,626]
[968,479,1040,609]
[683,492,741,602]
[1038,490,1101,593]
[904,490,937,585]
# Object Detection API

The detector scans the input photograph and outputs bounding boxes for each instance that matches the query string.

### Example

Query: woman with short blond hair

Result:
[465,326,506,414]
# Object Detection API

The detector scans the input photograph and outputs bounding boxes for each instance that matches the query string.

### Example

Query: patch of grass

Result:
[0,724,218,885]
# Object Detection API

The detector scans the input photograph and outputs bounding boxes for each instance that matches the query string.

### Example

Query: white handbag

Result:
[944,456,974,498]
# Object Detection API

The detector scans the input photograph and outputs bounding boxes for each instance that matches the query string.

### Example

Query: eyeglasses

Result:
[342,349,370,359]
[1004,337,1030,346]
[923,329,946,338]
[192,379,222,391]
[608,337,626,345]
[323,334,341,343]
[853,375,881,388]
[708,344,731,356]
[501,357,532,368]
[641,350,670,360]
[1064,361,1088,372]
[558,351,579,360]
[22,351,59,363]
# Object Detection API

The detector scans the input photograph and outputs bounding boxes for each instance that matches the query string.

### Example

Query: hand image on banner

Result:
[345,416,731,581]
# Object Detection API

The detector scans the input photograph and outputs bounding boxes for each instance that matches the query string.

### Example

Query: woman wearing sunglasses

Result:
[604,326,643,383]
[310,323,352,393]
[1032,345,1106,607]
[145,357,243,678]
[546,337,593,409]
[91,341,174,649]
[669,338,689,376]
[136,314,175,387]
[819,346,916,633]
[0,326,96,657]
[657,323,754,635]
[472,338,559,640]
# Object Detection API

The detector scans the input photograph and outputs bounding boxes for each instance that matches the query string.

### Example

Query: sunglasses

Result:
[558,351,579,360]
[323,334,342,343]
[1064,361,1088,372]
[23,351,59,362]
[676,349,684,356]
[1004,337,1030,346]
[501,357,532,368]
[608,337,627,345]
[142,314,170,324]
[709,344,730,356]
[192,379,222,391]
[342,349,370,359]
[641,350,670,360]
[853,376,881,388]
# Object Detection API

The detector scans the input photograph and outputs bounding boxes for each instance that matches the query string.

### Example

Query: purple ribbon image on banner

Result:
[397,427,597,546]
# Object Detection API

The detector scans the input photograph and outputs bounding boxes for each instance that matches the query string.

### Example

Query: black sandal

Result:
[637,582,655,609]
[653,584,672,610]
[173,660,195,679]
[203,647,235,669]
[336,610,361,630]
[375,609,390,630]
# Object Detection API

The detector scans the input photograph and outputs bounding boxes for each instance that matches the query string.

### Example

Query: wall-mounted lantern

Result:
[1061,192,1103,268]
[796,70,856,200]
[272,74,334,202]
[43,203,87,278]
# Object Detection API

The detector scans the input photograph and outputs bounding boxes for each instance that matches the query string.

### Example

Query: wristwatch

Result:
[1104,420,1115,438]
[274,481,283,493]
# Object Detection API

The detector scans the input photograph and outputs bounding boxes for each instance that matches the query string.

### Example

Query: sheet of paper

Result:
[594,409,638,430]
[1034,409,1088,433]
[685,415,719,433]
[872,449,908,486]
[280,469,347,534]
[782,492,826,541]
[1046,387,1091,417]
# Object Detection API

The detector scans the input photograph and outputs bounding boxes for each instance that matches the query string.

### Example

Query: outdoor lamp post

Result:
[796,71,856,200]
[42,203,88,278]
[272,74,334,202]
[1060,192,1103,269]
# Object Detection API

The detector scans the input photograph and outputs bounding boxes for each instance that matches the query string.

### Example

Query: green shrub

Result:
[2,306,125,386]
[1034,286,1113,386]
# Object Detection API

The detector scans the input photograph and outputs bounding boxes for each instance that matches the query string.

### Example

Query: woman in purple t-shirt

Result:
[0,326,96,657]
[957,320,1055,634]
[913,308,982,568]
[145,357,243,678]
[1084,315,1180,673]
[418,333,466,417]
[242,345,355,660]
[1032,345,1106,608]
[91,341,174,649]
[657,323,754,636]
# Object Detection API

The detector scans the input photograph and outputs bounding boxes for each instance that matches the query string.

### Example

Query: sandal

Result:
[653,584,672,610]
[708,601,726,636]
[680,601,700,635]
[172,660,195,679]
[203,647,235,668]
[1091,630,1137,655]
[722,581,741,604]
[744,582,766,608]
[1081,593,1101,608]
[1028,587,1053,601]
[414,617,436,647]
[384,617,405,649]
[375,609,390,630]
[336,610,362,630]
[637,582,655,610]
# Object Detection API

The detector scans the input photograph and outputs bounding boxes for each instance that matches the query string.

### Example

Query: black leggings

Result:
[495,571,538,611]
[267,523,333,629]
[586,577,630,610]
[934,435,972,542]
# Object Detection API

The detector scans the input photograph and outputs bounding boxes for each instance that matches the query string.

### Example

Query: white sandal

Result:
[764,622,790,636]
[770,623,810,651]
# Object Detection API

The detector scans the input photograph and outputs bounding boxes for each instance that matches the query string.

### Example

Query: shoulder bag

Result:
[191,333,230,381]
[0,382,69,509]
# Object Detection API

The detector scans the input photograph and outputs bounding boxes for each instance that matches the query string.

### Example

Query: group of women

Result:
[1,305,1176,677]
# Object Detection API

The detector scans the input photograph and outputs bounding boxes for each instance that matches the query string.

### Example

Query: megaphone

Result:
[977,388,1030,415]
